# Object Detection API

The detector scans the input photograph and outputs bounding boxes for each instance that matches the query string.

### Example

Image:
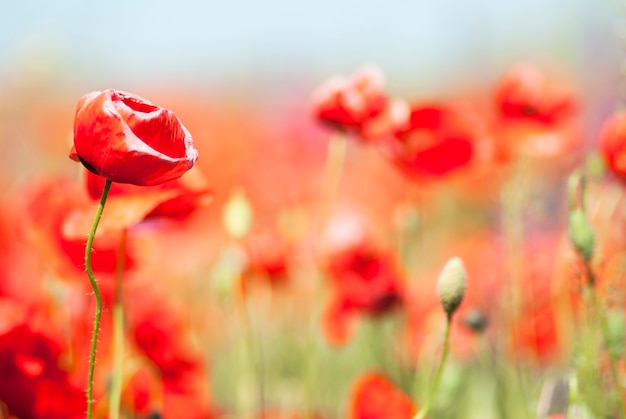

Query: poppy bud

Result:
[568,209,595,264]
[223,188,253,239]
[437,257,467,317]
[463,309,488,333]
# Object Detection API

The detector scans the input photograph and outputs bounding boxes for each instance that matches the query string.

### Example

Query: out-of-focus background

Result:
[2,1,626,418]
[0,0,621,190]
[1,0,622,178]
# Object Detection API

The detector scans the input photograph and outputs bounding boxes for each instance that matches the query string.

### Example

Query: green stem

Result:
[586,265,625,418]
[86,179,112,419]
[414,313,452,419]
[109,229,127,419]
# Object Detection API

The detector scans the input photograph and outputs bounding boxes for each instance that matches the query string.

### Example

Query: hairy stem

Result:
[86,179,112,419]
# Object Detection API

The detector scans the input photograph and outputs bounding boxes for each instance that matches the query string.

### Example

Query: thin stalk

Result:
[86,179,112,419]
[414,313,452,419]
[109,229,127,419]
[586,266,626,418]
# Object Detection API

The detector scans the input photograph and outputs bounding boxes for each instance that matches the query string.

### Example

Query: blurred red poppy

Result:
[123,294,218,419]
[493,64,579,161]
[380,103,476,179]
[348,372,416,419]
[510,235,566,366]
[59,167,213,242]
[311,66,388,137]
[70,89,198,186]
[19,178,137,281]
[323,242,404,345]
[599,111,626,181]
[0,304,85,419]
[495,63,575,125]
[242,230,291,291]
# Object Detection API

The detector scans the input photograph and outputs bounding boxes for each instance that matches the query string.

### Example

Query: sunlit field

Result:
[2,2,626,418]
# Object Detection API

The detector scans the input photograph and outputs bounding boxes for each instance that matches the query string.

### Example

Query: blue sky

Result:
[0,0,619,95]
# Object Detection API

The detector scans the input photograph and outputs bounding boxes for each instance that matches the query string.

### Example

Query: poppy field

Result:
[1,2,626,418]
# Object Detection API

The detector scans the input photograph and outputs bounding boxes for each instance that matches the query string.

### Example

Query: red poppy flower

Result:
[59,167,213,242]
[495,63,575,125]
[19,178,137,280]
[510,235,565,366]
[348,372,416,419]
[130,298,201,382]
[122,293,218,419]
[70,89,198,186]
[492,64,579,161]
[599,111,626,181]
[323,242,404,345]
[311,66,388,136]
[380,103,476,179]
[0,306,85,419]
[242,231,291,290]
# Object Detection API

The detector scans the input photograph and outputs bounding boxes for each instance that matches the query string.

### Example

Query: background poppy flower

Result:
[323,241,404,345]
[19,177,138,281]
[495,63,575,125]
[380,103,476,179]
[311,66,388,137]
[70,89,198,186]
[599,111,626,181]
[0,307,85,419]
[348,372,416,419]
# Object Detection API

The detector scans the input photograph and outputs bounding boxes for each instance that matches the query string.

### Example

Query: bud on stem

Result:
[568,209,595,265]
[437,257,467,317]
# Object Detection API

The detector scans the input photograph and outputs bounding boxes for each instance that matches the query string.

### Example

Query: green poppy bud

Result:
[437,257,467,317]
[568,209,595,264]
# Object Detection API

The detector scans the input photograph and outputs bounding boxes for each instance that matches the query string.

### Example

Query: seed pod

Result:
[437,257,467,317]
[568,209,595,264]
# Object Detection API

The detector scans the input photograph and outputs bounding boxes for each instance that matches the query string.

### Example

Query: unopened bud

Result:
[437,257,467,317]
[568,209,595,264]
[463,309,488,333]
[223,188,253,239]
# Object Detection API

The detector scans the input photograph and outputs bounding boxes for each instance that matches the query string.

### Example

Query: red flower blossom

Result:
[70,89,198,186]
[510,235,566,366]
[323,242,404,345]
[242,230,291,290]
[122,294,218,419]
[59,167,213,242]
[311,66,388,136]
[0,303,85,419]
[19,178,137,281]
[348,372,416,419]
[495,63,575,125]
[599,111,626,181]
[493,64,579,161]
[380,103,476,179]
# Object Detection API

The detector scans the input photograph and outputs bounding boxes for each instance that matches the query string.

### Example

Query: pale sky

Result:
[0,0,619,94]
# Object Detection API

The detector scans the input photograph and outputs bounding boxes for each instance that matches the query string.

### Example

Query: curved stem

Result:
[414,313,452,419]
[86,179,112,419]
[109,228,127,419]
